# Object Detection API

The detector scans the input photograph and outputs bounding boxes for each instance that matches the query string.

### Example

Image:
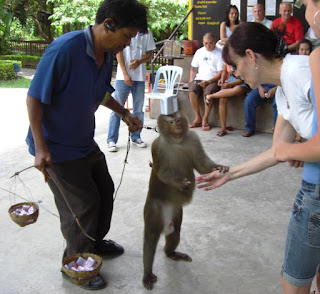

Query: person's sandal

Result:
[226,125,234,131]
[202,124,211,131]
[189,121,202,128]
[216,130,228,136]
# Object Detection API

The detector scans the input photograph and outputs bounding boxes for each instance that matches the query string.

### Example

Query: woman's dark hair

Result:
[297,38,313,53]
[95,0,148,33]
[224,5,240,27]
[222,22,287,68]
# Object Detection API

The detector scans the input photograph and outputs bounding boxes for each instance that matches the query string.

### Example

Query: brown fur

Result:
[142,111,224,290]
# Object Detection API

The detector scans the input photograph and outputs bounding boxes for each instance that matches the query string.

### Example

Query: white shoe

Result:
[108,142,118,152]
[132,138,147,148]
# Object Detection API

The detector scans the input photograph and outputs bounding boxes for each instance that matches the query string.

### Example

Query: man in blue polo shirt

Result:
[26,0,148,290]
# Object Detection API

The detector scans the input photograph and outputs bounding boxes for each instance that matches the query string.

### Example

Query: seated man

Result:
[271,1,304,52]
[242,84,278,137]
[188,32,223,131]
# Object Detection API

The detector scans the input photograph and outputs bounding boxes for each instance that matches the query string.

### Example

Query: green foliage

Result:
[10,18,36,41]
[0,60,18,80]
[2,0,189,46]
[0,54,40,68]
[0,1,14,53]
[146,63,161,71]
[48,0,102,27]
[141,0,189,42]
[0,76,31,88]
[1,0,54,42]
[0,59,22,68]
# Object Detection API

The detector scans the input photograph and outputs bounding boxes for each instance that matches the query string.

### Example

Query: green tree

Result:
[142,0,189,42]
[48,0,188,42]
[0,0,14,52]
[24,0,54,42]
[0,0,54,43]
[48,0,102,32]
[2,0,189,46]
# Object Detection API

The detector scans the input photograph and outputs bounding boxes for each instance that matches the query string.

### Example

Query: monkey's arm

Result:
[190,132,228,174]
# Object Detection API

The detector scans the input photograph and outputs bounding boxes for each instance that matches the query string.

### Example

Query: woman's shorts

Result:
[228,74,248,88]
[281,179,320,286]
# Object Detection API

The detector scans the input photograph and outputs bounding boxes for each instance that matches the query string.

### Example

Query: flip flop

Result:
[189,121,202,128]
[216,130,228,136]
[226,125,234,131]
[202,124,211,131]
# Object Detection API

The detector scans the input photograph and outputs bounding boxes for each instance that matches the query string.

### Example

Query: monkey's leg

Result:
[143,204,163,290]
[143,228,161,290]
[164,207,192,262]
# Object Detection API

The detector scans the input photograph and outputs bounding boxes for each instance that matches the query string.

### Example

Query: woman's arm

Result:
[197,115,297,190]
[275,47,320,162]
[220,22,228,42]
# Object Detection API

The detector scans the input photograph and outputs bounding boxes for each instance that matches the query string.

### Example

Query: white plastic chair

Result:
[145,65,183,115]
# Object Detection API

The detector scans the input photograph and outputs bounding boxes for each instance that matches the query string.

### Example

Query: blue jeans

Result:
[244,84,278,132]
[107,80,145,143]
[282,180,320,286]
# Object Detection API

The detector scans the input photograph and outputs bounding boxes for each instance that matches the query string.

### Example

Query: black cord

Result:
[143,125,158,133]
[113,131,131,201]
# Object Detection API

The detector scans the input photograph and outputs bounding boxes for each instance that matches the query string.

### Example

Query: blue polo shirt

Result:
[26,26,114,163]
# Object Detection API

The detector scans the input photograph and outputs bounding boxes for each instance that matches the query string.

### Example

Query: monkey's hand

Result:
[213,165,229,173]
[122,110,143,133]
[180,178,192,191]
[196,170,231,191]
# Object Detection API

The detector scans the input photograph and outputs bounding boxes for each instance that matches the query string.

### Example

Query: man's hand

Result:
[122,110,143,133]
[34,150,52,182]
[124,73,133,87]
[128,59,140,71]
[266,86,277,99]
[258,86,267,98]
[198,80,207,88]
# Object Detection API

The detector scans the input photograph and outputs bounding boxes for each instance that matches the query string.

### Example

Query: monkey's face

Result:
[158,112,189,141]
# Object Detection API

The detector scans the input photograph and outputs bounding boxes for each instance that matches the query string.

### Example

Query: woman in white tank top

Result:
[217,5,241,48]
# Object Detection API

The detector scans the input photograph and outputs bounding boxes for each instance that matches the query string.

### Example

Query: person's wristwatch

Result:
[121,109,130,121]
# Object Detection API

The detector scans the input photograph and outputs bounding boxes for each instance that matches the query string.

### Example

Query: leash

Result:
[113,125,157,200]
[143,125,158,133]
[113,131,131,201]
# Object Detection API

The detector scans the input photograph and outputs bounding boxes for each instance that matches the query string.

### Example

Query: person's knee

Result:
[220,98,228,105]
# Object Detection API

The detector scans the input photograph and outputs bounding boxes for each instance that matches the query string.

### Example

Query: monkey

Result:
[142,111,228,290]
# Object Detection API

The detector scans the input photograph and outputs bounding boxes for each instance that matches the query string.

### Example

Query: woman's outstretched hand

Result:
[196,170,231,191]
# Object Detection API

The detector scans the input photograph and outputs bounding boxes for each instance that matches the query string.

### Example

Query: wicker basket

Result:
[8,202,39,227]
[62,253,102,285]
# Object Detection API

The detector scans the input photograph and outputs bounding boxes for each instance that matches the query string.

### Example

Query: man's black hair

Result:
[95,0,148,33]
